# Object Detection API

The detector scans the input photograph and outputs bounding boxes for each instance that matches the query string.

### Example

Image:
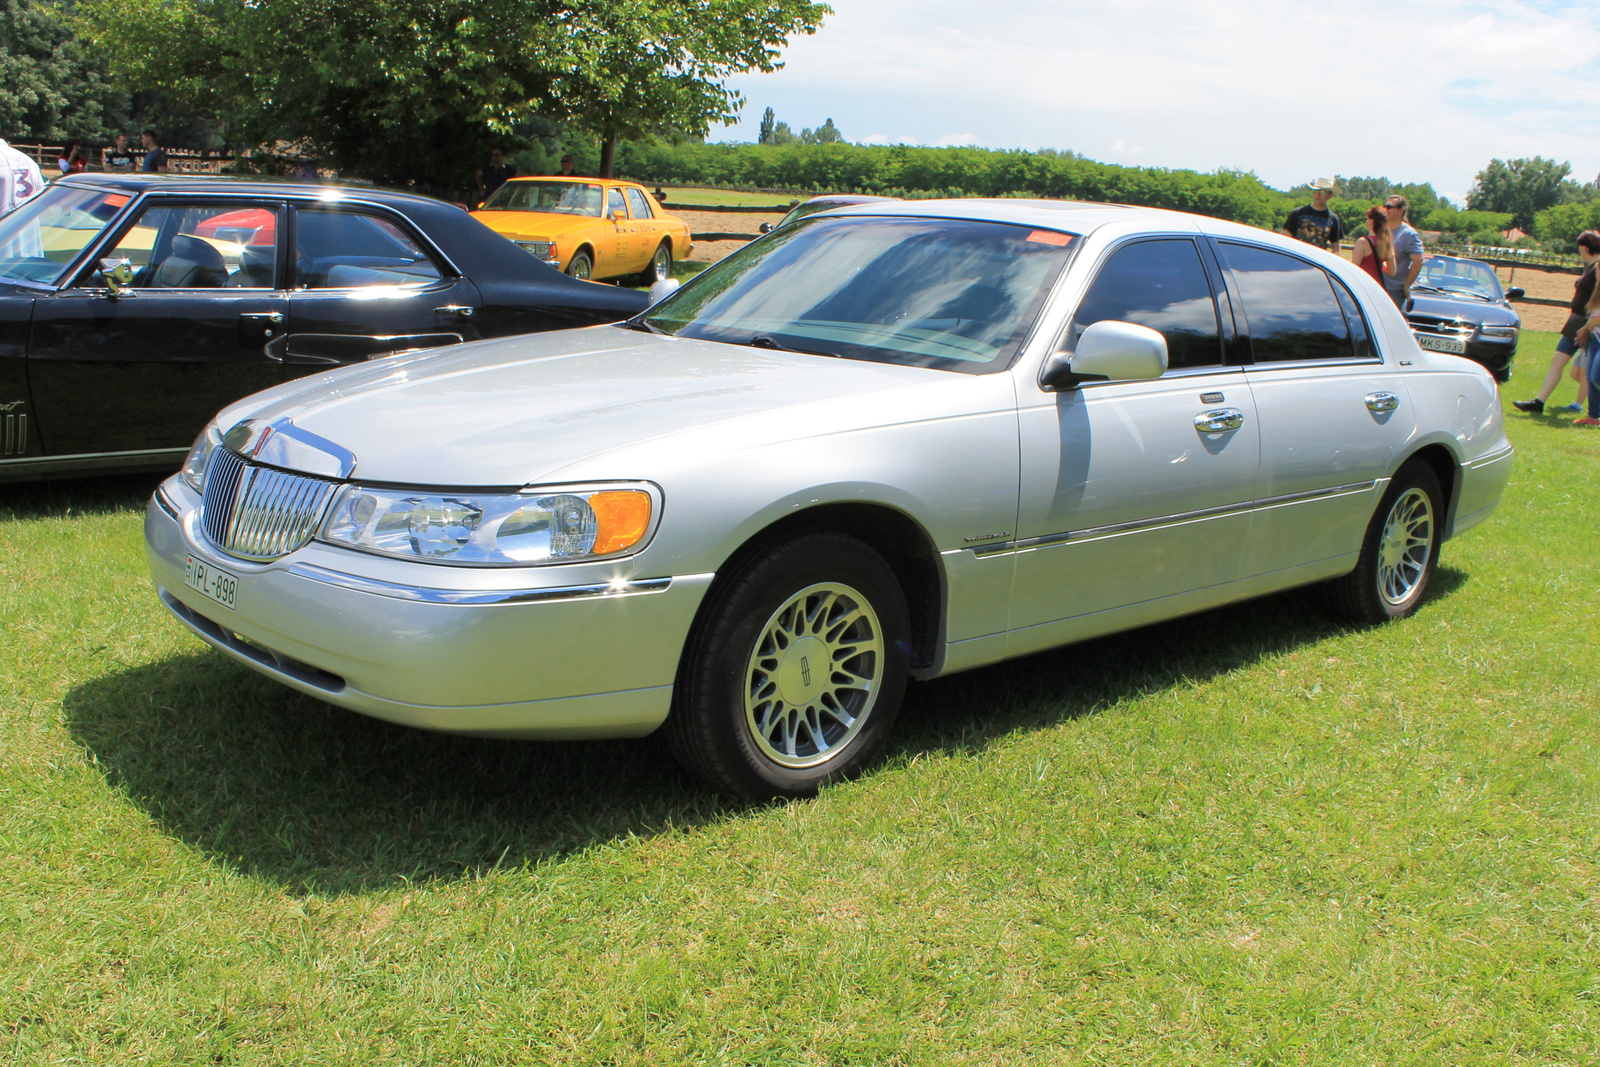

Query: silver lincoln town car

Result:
[145,200,1514,798]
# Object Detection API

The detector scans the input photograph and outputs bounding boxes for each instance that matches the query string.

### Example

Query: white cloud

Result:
[723,0,1600,194]
[1110,140,1144,155]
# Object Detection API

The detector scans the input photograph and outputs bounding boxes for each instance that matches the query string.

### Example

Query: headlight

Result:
[1480,324,1518,337]
[319,484,656,565]
[181,421,222,492]
[515,240,558,262]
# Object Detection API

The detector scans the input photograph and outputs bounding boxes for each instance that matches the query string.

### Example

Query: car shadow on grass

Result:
[1,472,167,521]
[62,567,1469,896]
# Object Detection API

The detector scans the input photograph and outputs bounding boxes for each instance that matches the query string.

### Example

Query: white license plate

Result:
[185,555,239,611]
[1415,334,1466,354]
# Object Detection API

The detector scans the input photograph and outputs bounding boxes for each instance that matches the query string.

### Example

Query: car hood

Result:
[1406,292,1520,327]
[217,326,960,486]
[470,210,611,241]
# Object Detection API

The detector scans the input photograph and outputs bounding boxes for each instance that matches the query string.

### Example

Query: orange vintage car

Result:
[471,177,692,285]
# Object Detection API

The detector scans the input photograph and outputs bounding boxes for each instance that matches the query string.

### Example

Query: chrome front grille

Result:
[1408,315,1473,338]
[200,449,339,561]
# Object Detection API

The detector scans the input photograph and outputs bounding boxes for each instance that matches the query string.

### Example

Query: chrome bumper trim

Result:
[285,562,685,605]
[154,484,182,520]
[1466,444,1514,470]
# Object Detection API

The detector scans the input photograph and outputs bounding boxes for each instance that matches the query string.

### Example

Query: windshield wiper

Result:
[1413,284,1490,301]
[617,318,668,335]
[746,334,839,358]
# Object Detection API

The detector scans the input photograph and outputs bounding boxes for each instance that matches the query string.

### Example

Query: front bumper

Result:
[144,476,714,738]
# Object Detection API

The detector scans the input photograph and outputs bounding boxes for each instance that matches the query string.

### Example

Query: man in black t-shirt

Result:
[477,148,516,206]
[104,134,137,171]
[1283,177,1344,252]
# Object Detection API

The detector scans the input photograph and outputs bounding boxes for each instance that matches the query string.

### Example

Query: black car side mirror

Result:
[758,222,772,234]
[1505,286,1526,300]
[99,258,135,298]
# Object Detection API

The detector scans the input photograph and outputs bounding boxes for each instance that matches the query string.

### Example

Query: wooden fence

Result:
[7,142,234,175]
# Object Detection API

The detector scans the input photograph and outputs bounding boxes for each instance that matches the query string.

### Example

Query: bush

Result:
[613,141,1283,227]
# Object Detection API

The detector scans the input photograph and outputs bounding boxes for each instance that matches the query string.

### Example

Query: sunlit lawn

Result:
[654,185,798,209]
[1,331,1595,1064]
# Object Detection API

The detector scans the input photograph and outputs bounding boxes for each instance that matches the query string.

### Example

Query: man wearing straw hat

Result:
[1283,177,1345,252]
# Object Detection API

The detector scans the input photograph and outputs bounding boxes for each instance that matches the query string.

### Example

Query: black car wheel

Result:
[565,249,593,280]
[635,242,672,287]
[665,533,911,799]
[1322,459,1443,624]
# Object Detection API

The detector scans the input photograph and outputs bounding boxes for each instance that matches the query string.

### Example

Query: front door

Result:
[279,206,482,376]
[1009,237,1259,657]
[27,199,287,455]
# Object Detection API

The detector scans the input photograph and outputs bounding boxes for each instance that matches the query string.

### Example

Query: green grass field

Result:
[2,331,1596,1064]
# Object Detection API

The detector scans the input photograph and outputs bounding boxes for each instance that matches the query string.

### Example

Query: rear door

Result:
[279,205,482,375]
[1213,240,1416,577]
[625,187,662,266]
[27,197,288,455]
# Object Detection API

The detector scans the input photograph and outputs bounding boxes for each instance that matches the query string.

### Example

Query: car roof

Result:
[503,176,645,189]
[821,197,1204,236]
[55,172,455,211]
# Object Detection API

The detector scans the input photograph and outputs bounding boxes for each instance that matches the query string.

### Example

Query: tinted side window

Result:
[1329,276,1376,361]
[294,210,443,289]
[624,188,653,219]
[1220,243,1353,362]
[1069,239,1222,369]
[100,202,279,289]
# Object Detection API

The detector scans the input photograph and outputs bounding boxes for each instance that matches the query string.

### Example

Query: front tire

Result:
[1322,459,1443,623]
[665,533,911,799]
[565,249,593,280]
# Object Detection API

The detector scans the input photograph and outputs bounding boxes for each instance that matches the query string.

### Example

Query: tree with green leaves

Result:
[800,117,841,144]
[759,106,776,145]
[1,0,126,144]
[1467,157,1574,231]
[71,0,829,191]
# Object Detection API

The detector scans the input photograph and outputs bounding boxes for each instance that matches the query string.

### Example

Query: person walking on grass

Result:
[1283,178,1345,252]
[1352,205,1397,288]
[1382,195,1425,309]
[1511,230,1599,416]
[1571,264,1600,427]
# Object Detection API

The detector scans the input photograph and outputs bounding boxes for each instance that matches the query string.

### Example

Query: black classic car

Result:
[0,175,648,482]
[1403,254,1523,382]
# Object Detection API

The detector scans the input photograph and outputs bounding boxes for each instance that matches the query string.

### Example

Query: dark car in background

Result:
[758,194,901,234]
[1403,254,1523,382]
[0,175,648,482]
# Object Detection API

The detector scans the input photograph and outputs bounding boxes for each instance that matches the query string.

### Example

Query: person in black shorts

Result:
[1512,230,1600,415]
[1283,177,1345,252]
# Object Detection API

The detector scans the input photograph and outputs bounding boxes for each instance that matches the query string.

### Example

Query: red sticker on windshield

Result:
[103,194,130,208]
[1026,230,1073,246]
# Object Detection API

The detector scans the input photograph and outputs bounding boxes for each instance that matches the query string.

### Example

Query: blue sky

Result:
[720,0,1600,205]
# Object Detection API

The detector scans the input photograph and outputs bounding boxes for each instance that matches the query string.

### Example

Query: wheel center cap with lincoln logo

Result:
[777,636,828,705]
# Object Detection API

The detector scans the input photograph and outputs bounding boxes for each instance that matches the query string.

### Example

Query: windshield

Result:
[641,216,1076,373]
[482,180,603,217]
[0,185,129,285]
[1416,257,1502,300]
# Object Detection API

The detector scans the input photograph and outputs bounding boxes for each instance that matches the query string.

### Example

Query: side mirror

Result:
[647,277,680,305]
[1505,286,1525,300]
[99,257,135,298]
[758,222,772,234]
[1040,320,1168,391]
[611,209,627,222]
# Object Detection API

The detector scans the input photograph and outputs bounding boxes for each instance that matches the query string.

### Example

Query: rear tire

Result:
[1322,459,1443,623]
[665,533,911,799]
[635,242,672,287]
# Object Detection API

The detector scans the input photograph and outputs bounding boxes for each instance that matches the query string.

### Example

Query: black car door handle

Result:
[434,305,475,318]
[240,311,285,323]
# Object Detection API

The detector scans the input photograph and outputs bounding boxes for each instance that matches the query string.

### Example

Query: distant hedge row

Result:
[615,142,1286,229]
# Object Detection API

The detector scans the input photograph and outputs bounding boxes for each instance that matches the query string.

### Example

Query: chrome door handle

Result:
[1194,408,1245,433]
[434,305,475,318]
[240,311,284,323]
[1365,391,1400,413]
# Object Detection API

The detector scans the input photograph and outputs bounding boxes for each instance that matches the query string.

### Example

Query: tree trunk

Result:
[599,128,617,178]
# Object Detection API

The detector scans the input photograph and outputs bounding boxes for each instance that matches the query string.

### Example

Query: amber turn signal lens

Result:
[589,490,653,555]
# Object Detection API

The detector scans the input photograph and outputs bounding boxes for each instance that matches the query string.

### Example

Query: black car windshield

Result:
[481,180,603,217]
[1415,257,1503,300]
[0,185,128,285]
[641,216,1077,373]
